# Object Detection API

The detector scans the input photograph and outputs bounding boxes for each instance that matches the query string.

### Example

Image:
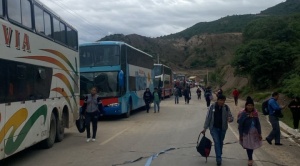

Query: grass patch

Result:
[281,108,294,128]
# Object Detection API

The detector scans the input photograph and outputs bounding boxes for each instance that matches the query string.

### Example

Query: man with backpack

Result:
[201,95,234,166]
[266,92,285,146]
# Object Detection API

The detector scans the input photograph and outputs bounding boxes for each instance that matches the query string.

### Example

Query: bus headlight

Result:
[107,103,120,107]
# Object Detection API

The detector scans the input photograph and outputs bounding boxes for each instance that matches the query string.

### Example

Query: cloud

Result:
[39,0,284,43]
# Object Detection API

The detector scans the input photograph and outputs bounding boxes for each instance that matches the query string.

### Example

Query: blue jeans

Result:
[210,127,226,163]
[267,115,281,143]
[175,96,179,103]
[85,111,98,139]
[154,101,160,112]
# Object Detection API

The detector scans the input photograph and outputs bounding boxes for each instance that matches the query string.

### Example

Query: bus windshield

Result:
[80,71,119,98]
[154,77,162,88]
[153,65,162,76]
[80,45,120,67]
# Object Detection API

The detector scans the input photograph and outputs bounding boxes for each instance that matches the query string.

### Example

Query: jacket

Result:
[268,97,281,116]
[203,103,234,131]
[82,94,103,113]
[152,91,162,101]
[288,100,300,112]
[237,109,261,138]
[183,88,191,97]
[143,91,152,102]
[232,90,239,97]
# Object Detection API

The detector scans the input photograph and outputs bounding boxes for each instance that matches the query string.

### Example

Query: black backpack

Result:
[262,99,270,115]
[196,133,212,162]
[76,112,85,133]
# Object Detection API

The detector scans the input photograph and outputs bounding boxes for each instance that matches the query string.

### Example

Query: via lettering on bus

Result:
[2,25,31,53]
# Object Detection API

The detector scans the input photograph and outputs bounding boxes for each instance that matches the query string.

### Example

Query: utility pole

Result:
[207,69,209,85]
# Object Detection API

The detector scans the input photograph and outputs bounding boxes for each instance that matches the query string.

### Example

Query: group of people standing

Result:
[143,87,162,113]
[173,86,192,104]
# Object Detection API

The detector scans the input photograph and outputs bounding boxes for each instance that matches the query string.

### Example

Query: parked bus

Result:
[0,0,79,160]
[79,41,154,118]
[153,64,173,99]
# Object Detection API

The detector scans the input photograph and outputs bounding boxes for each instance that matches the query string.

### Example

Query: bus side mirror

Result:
[118,70,124,88]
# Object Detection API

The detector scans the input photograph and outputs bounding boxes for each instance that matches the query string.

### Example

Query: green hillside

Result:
[261,0,300,15]
[162,0,300,40]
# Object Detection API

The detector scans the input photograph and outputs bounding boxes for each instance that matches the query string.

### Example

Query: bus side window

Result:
[34,5,45,34]
[7,0,22,23]
[21,0,32,29]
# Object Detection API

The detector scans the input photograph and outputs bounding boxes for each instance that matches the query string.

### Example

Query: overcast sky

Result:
[39,0,284,43]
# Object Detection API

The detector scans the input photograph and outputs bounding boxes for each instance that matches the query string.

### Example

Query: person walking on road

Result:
[215,87,223,98]
[196,86,202,100]
[204,86,213,108]
[237,96,262,166]
[81,86,103,142]
[232,88,239,106]
[183,86,191,104]
[143,88,152,113]
[201,95,234,166]
[174,86,180,104]
[288,97,300,132]
[152,87,162,113]
[266,92,285,145]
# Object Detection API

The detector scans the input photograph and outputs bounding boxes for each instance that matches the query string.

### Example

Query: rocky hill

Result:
[98,0,300,91]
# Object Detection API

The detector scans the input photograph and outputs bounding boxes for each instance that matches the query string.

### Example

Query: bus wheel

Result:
[41,112,56,148]
[55,112,66,142]
[125,103,132,118]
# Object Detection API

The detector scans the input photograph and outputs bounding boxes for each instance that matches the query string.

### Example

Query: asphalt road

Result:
[2,88,300,166]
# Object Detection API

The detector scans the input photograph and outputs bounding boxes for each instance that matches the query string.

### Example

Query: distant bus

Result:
[153,64,173,98]
[79,41,154,117]
[0,0,79,160]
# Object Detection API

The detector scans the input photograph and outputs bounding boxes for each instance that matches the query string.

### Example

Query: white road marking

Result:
[99,127,130,145]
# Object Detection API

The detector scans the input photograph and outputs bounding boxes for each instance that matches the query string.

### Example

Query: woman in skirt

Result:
[237,96,262,166]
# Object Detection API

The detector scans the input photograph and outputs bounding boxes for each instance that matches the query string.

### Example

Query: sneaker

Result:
[275,143,283,146]
[92,139,96,142]
[86,138,90,142]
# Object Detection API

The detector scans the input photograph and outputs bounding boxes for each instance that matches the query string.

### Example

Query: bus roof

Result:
[79,41,153,58]
[154,63,171,69]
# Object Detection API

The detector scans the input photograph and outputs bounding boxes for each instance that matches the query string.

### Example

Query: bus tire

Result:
[125,102,132,118]
[55,112,65,142]
[41,112,56,149]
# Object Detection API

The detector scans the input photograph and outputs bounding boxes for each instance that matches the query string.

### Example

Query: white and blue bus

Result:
[0,0,79,160]
[153,64,173,99]
[79,41,154,117]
